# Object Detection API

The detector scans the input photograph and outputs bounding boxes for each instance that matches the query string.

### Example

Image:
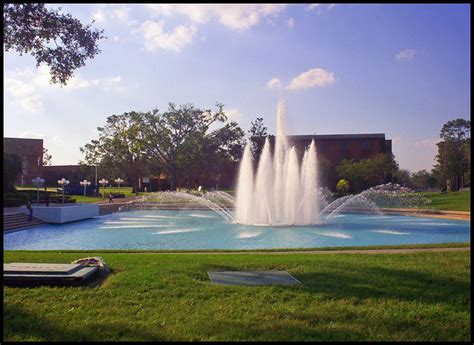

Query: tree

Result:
[440,119,470,141]
[336,153,398,193]
[4,152,22,192]
[433,118,470,191]
[188,121,246,189]
[4,3,105,85]
[80,112,149,194]
[139,103,227,191]
[411,170,437,191]
[42,148,52,166]
[248,117,268,160]
[392,169,412,187]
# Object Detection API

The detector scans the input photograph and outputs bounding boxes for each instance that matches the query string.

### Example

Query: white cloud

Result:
[287,17,294,28]
[396,49,416,61]
[5,78,35,97]
[5,74,43,113]
[91,6,136,27]
[267,78,282,89]
[286,68,335,91]
[30,65,98,91]
[50,135,64,145]
[138,20,197,52]
[306,4,336,14]
[225,108,241,122]
[112,7,136,26]
[100,76,123,93]
[91,10,107,24]
[145,4,286,31]
[20,131,44,139]
[16,95,44,113]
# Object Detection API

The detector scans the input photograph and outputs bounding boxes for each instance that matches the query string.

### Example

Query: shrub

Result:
[3,192,28,207]
[336,179,350,194]
[49,195,77,203]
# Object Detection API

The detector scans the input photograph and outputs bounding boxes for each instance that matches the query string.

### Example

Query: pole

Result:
[95,165,98,195]
[62,186,65,205]
[37,184,39,205]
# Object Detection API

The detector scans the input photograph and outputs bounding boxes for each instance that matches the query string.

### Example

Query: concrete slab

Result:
[4,263,83,275]
[4,267,98,281]
[208,271,301,286]
[3,263,99,286]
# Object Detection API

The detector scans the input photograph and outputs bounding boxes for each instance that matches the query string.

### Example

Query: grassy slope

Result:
[420,191,470,212]
[4,250,471,342]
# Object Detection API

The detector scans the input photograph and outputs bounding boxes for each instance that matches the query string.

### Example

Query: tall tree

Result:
[80,112,149,194]
[248,117,268,160]
[433,118,470,191]
[139,103,227,191]
[3,3,105,85]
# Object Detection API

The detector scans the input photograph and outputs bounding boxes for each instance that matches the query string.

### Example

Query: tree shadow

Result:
[293,265,470,309]
[3,303,164,341]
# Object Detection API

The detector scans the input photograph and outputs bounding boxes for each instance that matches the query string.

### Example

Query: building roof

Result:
[287,133,386,140]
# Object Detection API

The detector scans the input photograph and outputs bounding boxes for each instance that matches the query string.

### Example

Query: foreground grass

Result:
[419,191,470,212]
[4,250,470,341]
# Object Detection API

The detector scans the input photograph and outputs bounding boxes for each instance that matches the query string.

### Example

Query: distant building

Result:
[3,137,44,186]
[254,133,393,190]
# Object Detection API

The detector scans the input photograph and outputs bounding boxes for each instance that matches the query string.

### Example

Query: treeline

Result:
[80,103,246,192]
[333,118,470,193]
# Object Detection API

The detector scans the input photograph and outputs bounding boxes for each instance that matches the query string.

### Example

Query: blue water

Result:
[4,210,471,250]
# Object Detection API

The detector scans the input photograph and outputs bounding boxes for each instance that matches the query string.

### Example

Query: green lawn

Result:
[4,249,471,342]
[15,186,144,204]
[420,191,470,212]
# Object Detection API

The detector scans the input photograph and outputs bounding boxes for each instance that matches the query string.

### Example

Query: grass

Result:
[4,249,471,342]
[419,191,470,212]
[15,186,144,204]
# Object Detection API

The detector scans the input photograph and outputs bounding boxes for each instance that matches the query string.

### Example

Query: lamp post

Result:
[32,177,45,204]
[99,179,108,199]
[115,178,124,194]
[57,178,70,205]
[80,179,91,198]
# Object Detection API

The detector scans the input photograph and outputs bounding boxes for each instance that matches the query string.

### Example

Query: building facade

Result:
[254,133,393,190]
[3,137,44,186]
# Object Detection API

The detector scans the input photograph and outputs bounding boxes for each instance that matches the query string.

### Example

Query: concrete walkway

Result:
[380,208,470,221]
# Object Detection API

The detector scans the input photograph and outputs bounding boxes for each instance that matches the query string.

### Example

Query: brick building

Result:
[254,133,393,190]
[3,137,44,186]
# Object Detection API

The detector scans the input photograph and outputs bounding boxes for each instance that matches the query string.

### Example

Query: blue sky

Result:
[4,4,470,172]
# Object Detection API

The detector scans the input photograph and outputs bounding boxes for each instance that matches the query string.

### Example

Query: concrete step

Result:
[4,212,44,231]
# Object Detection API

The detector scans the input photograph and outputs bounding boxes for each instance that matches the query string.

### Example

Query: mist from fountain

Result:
[234,98,320,226]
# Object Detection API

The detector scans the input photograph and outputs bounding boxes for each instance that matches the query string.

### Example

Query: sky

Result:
[3,4,470,172]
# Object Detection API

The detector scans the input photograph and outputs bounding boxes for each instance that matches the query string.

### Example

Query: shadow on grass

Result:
[294,265,470,309]
[3,303,163,341]
[199,263,469,308]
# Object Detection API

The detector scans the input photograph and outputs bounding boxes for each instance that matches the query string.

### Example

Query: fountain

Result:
[234,98,320,226]
[129,99,431,227]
